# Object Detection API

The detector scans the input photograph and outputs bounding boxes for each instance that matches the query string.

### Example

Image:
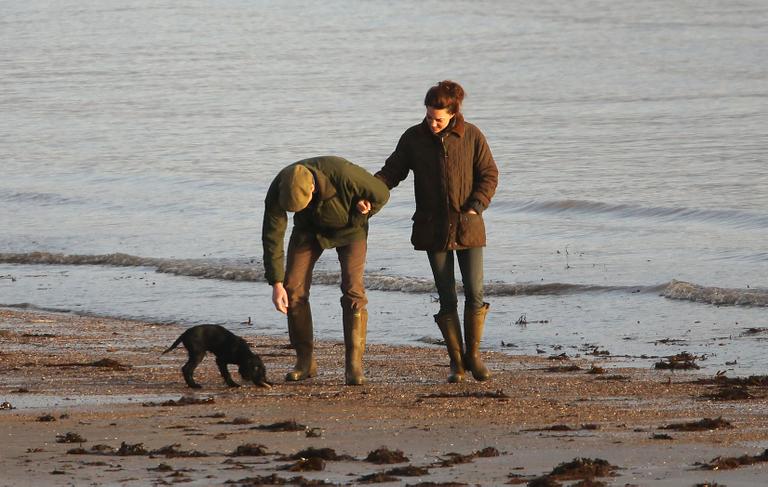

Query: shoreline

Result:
[1,307,767,486]
[4,262,768,378]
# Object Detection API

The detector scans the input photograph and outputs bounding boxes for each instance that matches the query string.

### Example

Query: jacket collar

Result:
[421,112,466,138]
[306,166,336,201]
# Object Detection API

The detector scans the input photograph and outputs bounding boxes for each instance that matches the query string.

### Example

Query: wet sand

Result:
[1,307,767,486]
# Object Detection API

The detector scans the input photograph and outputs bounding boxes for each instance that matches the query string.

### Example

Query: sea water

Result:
[1,1,767,374]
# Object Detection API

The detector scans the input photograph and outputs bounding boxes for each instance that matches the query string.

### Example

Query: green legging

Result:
[427,247,484,313]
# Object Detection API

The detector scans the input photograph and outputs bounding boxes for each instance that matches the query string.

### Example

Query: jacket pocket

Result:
[410,212,435,249]
[457,212,486,247]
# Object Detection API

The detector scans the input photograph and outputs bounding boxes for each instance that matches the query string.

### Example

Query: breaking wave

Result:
[663,279,768,307]
[1,252,766,307]
[508,199,768,229]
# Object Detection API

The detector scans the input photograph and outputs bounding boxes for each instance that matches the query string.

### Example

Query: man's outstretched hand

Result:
[272,282,288,314]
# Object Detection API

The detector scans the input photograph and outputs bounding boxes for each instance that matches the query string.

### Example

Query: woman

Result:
[376,80,498,382]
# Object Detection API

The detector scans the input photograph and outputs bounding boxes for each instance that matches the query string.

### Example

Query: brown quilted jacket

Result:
[376,114,498,251]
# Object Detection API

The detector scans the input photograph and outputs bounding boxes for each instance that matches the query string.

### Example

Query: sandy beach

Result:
[1,307,767,486]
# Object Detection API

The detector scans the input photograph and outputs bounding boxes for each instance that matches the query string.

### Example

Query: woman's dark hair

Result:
[424,80,465,114]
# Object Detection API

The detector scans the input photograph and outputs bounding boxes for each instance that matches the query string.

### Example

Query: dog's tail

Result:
[161,335,184,355]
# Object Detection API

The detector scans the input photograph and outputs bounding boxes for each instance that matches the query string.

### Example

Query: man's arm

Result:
[344,164,390,218]
[262,176,289,287]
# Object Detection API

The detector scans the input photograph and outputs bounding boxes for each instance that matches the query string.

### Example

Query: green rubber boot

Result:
[285,302,317,381]
[463,303,491,381]
[343,307,367,386]
[434,309,466,383]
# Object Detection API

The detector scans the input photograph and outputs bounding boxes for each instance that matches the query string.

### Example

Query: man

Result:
[262,156,389,385]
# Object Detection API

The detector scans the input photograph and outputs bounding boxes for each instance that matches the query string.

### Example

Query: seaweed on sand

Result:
[365,447,409,464]
[523,424,599,433]
[225,474,334,486]
[56,432,86,444]
[251,419,306,432]
[286,447,356,462]
[149,443,209,458]
[696,374,768,387]
[142,395,215,407]
[358,472,399,483]
[544,364,581,373]
[418,390,509,400]
[697,449,768,470]
[281,457,325,472]
[654,352,700,370]
[660,417,732,432]
[433,447,500,467]
[230,443,269,457]
[703,386,756,401]
[528,457,619,485]
[384,465,429,476]
[46,358,130,370]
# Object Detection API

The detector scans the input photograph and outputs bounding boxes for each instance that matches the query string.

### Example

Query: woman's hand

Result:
[272,282,288,314]
[356,199,372,215]
[465,209,478,215]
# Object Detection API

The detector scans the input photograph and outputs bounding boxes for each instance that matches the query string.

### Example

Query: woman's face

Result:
[426,106,454,134]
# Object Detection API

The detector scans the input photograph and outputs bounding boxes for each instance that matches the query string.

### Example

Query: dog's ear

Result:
[237,362,253,380]
[248,361,271,388]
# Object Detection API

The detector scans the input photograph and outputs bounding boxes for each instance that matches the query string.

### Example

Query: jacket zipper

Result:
[441,136,454,249]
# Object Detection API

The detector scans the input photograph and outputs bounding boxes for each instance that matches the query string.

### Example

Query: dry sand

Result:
[1,307,767,486]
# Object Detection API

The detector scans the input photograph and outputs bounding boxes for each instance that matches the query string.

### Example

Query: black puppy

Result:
[162,324,270,389]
